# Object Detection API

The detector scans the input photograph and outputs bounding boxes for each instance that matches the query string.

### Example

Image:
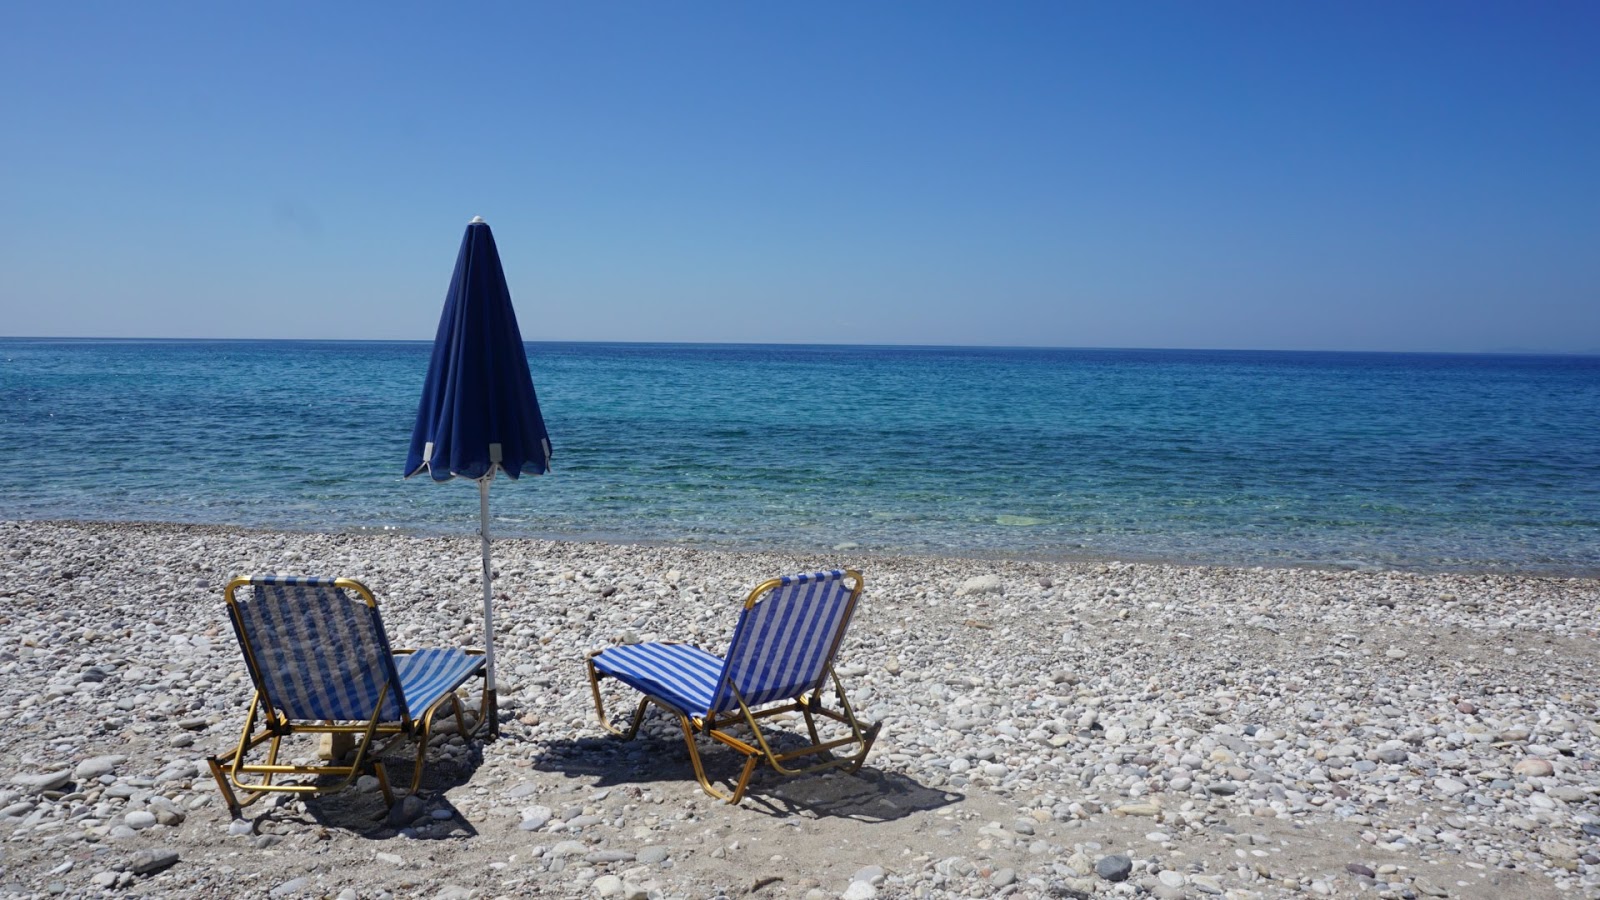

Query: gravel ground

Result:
[2,520,1598,899]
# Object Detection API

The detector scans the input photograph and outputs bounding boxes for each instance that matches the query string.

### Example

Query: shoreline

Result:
[9,516,1600,582]
[2,520,1599,899]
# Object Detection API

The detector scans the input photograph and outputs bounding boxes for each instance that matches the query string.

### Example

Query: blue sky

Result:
[2,3,1596,352]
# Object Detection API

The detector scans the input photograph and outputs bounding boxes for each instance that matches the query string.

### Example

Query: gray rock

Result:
[852,865,885,885]
[270,877,308,897]
[1095,854,1133,882]
[637,846,670,865]
[129,848,179,876]
[387,794,426,827]
[586,849,636,864]
[12,771,71,794]
[958,574,1004,596]
[1373,745,1408,764]
[551,840,588,857]
[842,882,876,900]
[519,804,552,831]
[73,755,127,780]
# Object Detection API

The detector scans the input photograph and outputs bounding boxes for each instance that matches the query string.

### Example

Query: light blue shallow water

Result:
[2,338,1598,574]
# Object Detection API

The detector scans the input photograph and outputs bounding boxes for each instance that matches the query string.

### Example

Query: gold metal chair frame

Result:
[206,577,489,816]
[585,572,882,804]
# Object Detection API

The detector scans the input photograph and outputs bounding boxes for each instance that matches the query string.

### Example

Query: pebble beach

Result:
[3,519,1599,899]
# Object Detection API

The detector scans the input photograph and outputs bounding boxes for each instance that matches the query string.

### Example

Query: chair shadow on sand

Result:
[531,723,961,823]
[231,740,487,839]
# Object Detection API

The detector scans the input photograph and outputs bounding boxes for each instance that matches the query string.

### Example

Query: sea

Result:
[2,338,1598,575]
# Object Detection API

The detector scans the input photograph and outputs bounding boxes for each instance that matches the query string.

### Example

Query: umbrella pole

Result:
[478,477,499,738]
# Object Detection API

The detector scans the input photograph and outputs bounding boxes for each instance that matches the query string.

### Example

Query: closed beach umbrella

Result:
[407,216,552,736]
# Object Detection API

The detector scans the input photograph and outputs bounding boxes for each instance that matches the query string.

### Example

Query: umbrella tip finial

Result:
[470,216,485,224]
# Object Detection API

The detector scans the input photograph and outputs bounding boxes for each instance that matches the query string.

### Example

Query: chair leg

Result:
[587,657,651,740]
[673,710,758,804]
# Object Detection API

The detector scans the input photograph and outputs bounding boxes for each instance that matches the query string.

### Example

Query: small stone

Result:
[842,882,876,900]
[74,755,128,781]
[1434,777,1469,796]
[1513,758,1554,777]
[592,875,624,898]
[1157,870,1186,888]
[990,868,1017,886]
[227,819,254,836]
[551,840,588,857]
[1094,854,1133,882]
[129,848,179,876]
[12,771,72,794]
[1373,744,1408,764]
[124,810,157,830]
[387,794,425,827]
[852,866,885,885]
[637,846,670,865]
[586,850,635,864]
[270,877,308,897]
[958,574,1003,596]
[1346,863,1376,878]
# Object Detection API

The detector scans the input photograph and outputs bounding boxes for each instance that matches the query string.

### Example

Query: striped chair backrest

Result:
[711,570,862,714]
[226,576,408,722]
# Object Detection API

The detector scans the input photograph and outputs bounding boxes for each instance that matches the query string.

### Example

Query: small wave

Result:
[996,515,1048,526]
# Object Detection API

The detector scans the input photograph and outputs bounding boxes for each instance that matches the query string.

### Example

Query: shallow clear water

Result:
[2,339,1597,574]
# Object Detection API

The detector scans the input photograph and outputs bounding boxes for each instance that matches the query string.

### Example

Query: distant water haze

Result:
[2,339,1597,575]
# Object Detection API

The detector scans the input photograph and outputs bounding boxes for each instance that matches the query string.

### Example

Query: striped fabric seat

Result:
[394,648,486,715]
[588,642,723,717]
[586,569,881,804]
[207,576,487,815]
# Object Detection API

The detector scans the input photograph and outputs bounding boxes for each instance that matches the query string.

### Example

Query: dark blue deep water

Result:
[2,339,1598,574]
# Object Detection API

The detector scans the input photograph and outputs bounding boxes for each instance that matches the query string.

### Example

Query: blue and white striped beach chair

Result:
[585,569,881,804]
[207,576,487,815]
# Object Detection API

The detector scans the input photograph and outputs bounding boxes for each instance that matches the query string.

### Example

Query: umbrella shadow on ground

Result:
[530,725,959,823]
[234,740,486,839]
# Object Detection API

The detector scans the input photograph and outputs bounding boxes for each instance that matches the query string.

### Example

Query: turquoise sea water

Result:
[2,338,1598,574]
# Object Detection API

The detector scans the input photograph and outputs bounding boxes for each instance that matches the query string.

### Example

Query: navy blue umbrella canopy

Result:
[407,218,552,481]
[406,217,551,734]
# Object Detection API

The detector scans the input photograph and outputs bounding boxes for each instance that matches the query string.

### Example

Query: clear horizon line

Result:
[1,334,1596,358]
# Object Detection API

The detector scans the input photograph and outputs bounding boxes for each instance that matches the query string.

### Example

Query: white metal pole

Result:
[479,476,498,734]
